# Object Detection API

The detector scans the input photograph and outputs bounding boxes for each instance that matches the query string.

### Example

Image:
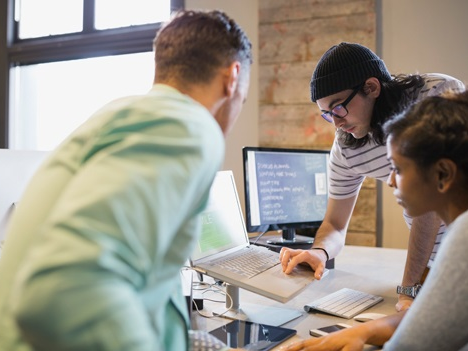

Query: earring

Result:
[438,182,444,190]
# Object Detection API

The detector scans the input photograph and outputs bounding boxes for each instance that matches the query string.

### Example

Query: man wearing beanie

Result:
[280,42,465,311]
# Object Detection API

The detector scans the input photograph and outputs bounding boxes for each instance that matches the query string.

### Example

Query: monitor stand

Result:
[212,284,302,326]
[266,229,313,247]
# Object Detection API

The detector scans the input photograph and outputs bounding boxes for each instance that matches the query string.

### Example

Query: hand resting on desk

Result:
[281,312,406,351]
[395,295,413,312]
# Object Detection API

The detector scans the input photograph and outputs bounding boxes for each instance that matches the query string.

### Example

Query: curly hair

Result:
[383,90,468,182]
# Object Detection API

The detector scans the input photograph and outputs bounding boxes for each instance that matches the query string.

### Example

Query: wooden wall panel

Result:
[258,0,377,246]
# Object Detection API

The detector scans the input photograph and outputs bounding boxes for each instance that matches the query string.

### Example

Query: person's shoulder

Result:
[422,72,463,84]
[450,209,468,230]
[424,73,464,87]
[417,73,465,98]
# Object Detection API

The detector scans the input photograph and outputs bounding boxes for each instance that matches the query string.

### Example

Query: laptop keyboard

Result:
[304,288,383,319]
[214,247,280,278]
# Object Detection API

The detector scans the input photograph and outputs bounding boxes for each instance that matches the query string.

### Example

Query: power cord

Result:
[182,266,234,319]
[252,230,268,245]
[192,281,234,318]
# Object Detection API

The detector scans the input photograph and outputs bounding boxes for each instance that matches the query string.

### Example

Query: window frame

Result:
[0,0,184,148]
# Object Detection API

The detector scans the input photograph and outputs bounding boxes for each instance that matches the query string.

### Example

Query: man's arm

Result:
[396,211,441,311]
[313,195,359,258]
[281,195,358,279]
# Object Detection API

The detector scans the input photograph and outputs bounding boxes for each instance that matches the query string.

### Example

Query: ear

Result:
[435,158,457,193]
[223,61,241,98]
[363,77,381,98]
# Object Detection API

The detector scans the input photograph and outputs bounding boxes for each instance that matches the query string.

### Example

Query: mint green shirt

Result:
[0,85,225,351]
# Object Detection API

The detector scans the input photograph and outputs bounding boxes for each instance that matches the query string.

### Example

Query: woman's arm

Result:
[284,312,406,351]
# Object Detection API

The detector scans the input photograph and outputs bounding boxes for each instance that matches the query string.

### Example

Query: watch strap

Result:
[396,284,421,298]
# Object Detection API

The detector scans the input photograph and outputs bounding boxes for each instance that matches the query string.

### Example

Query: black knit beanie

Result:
[310,42,392,102]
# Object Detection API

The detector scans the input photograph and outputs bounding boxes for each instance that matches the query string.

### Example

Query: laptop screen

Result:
[191,171,248,261]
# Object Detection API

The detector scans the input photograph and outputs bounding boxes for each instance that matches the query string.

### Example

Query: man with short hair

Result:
[0,10,251,351]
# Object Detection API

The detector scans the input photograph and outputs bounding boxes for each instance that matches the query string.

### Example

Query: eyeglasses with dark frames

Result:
[320,84,363,123]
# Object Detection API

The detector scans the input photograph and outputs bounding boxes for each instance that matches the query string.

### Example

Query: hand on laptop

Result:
[279,248,326,280]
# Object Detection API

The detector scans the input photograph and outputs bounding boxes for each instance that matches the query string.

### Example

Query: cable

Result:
[252,230,268,245]
[182,266,234,319]
[192,281,234,319]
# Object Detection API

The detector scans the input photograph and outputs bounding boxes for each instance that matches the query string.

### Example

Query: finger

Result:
[279,247,289,260]
[283,340,306,351]
[395,300,412,312]
[281,250,291,271]
[314,265,324,280]
[284,255,299,274]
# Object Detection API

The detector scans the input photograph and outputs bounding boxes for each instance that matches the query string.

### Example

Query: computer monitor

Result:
[242,146,330,247]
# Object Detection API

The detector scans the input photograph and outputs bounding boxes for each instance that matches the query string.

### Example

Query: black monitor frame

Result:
[242,146,329,247]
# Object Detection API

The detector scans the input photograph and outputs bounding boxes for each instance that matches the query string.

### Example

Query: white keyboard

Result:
[304,288,383,319]
[215,247,280,278]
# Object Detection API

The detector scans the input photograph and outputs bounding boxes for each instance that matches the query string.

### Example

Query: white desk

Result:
[192,245,407,349]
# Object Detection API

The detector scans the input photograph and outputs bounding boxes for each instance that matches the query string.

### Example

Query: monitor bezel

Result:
[242,146,330,234]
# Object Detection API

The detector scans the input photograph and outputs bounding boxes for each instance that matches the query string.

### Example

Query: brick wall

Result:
[259,0,377,246]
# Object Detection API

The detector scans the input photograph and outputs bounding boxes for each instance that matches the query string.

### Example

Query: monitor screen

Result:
[242,146,330,245]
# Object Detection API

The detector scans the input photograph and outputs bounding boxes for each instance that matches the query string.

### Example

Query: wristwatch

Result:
[396,284,422,298]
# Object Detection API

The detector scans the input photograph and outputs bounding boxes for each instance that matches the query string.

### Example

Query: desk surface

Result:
[192,245,407,349]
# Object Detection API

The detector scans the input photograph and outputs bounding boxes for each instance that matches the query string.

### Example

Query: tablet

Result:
[209,320,296,350]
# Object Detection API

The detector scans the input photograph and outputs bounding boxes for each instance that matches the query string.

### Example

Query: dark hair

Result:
[383,90,468,181]
[154,10,252,85]
[338,74,425,148]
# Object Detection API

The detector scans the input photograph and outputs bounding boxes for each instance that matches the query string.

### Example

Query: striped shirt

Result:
[329,73,465,266]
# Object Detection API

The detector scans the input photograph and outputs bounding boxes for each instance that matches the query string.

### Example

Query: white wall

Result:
[186,0,259,212]
[379,0,468,248]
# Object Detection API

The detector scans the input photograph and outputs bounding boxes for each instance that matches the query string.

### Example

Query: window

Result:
[1,0,184,150]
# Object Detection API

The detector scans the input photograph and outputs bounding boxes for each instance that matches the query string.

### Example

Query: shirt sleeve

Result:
[382,212,468,350]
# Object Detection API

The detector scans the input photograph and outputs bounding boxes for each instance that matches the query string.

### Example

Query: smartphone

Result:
[309,323,352,337]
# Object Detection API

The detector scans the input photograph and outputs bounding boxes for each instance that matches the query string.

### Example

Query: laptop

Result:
[0,149,49,242]
[190,170,315,303]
